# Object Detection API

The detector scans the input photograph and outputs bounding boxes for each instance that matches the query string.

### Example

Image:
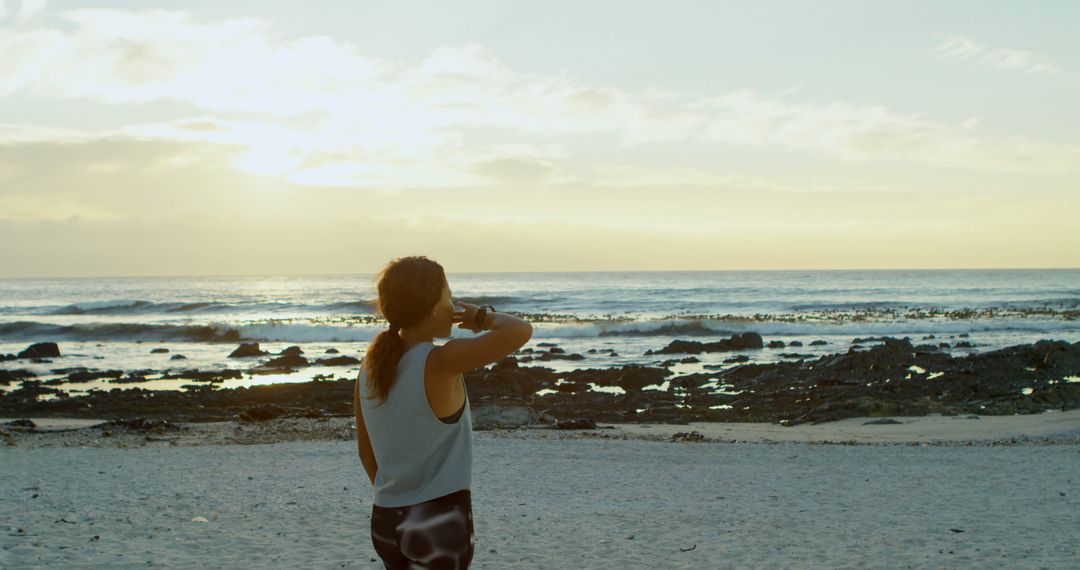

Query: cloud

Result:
[699,90,1080,174]
[472,157,556,185]
[0,8,1077,193]
[13,0,47,24]
[2,128,1078,276]
[3,198,1077,277]
[929,34,1062,75]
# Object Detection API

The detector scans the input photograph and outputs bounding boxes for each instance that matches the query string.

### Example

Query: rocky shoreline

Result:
[2,335,1079,432]
[5,413,1080,449]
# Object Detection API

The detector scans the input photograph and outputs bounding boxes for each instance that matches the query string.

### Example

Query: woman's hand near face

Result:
[453,301,483,333]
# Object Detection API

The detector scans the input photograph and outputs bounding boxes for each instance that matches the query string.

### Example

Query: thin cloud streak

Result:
[929,33,1062,76]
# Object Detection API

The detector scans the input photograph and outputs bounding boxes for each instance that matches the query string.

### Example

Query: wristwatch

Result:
[475,305,496,330]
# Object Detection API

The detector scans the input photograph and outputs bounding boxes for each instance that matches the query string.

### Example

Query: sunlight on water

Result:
[588,384,626,395]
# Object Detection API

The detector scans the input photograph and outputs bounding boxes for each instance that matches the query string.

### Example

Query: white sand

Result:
[3,412,1079,568]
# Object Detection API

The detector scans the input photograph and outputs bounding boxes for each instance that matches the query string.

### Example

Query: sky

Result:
[1,0,1078,277]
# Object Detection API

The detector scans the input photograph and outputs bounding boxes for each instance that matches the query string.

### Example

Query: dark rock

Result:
[279,346,304,356]
[533,352,586,362]
[768,340,786,348]
[238,404,288,422]
[555,382,590,393]
[465,364,551,400]
[170,354,188,360]
[18,342,60,359]
[659,356,701,367]
[723,355,750,364]
[324,348,340,354]
[315,356,361,366]
[852,336,900,345]
[0,353,16,362]
[554,417,597,429]
[0,369,35,386]
[671,431,706,442]
[809,340,828,346]
[4,336,1078,430]
[253,353,309,372]
[150,348,169,354]
[1033,339,1080,373]
[537,342,557,347]
[472,405,540,429]
[2,418,36,429]
[160,369,242,382]
[648,332,764,355]
[229,343,269,358]
[548,347,566,354]
[67,370,124,383]
[863,418,903,425]
[110,373,152,384]
[101,418,181,432]
[954,341,974,348]
[788,341,803,347]
[616,365,671,392]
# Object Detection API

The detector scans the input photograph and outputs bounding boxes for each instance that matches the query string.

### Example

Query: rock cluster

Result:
[2,337,1078,428]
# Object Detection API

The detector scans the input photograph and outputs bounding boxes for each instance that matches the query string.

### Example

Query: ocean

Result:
[2,269,1078,396]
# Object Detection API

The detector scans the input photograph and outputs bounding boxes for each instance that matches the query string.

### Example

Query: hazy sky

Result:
[1,0,1078,277]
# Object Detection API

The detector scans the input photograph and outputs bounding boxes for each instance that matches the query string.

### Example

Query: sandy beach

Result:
[3,411,1079,569]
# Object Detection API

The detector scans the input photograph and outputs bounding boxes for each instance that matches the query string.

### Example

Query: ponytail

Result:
[361,255,446,406]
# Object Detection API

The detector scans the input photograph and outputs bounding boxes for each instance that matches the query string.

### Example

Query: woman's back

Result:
[359,341,473,508]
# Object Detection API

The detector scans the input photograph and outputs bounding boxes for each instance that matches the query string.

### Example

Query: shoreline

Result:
[4,408,1080,449]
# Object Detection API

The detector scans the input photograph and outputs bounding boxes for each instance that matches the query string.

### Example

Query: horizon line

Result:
[1,266,1078,280]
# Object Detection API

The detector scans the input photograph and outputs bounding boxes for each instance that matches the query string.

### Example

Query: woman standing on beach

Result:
[354,255,533,569]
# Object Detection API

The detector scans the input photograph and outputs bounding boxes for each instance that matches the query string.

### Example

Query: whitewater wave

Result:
[0,294,545,317]
[787,298,1080,312]
[452,295,525,305]
[566,318,1080,339]
[0,321,373,343]
[0,299,381,316]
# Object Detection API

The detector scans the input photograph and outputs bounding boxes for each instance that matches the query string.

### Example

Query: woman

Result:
[354,255,533,569]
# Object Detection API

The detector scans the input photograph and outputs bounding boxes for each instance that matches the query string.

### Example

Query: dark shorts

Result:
[370,489,474,569]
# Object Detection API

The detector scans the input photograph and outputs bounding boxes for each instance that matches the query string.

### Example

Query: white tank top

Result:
[358,341,473,507]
